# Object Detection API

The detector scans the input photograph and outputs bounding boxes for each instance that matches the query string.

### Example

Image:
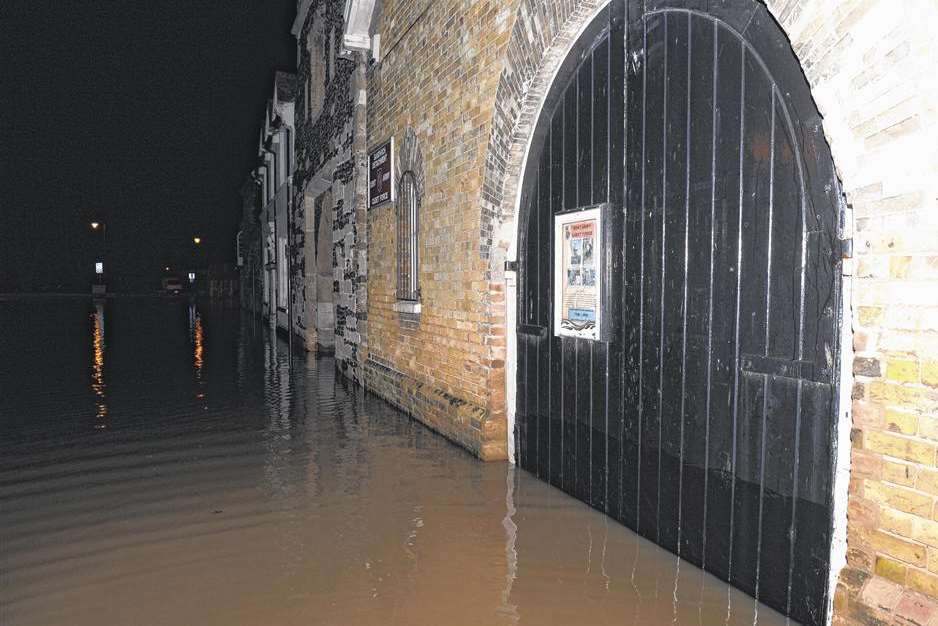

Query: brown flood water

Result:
[0,297,792,625]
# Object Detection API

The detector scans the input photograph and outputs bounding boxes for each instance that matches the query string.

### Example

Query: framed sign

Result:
[554,206,603,340]
[368,137,395,209]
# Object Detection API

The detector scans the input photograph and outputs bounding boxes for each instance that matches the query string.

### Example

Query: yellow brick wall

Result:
[364,0,521,460]
[764,0,938,622]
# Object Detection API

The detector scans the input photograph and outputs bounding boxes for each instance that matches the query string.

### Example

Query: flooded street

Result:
[1,297,790,625]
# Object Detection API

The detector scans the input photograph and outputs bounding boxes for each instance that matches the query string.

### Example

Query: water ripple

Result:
[0,298,790,626]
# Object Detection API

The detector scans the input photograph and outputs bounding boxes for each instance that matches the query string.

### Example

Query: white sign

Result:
[554,207,602,340]
[95,262,104,275]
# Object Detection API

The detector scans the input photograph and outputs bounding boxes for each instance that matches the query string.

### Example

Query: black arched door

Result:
[515,2,843,624]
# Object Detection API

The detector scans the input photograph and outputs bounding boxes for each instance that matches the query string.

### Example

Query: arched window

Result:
[397,171,419,301]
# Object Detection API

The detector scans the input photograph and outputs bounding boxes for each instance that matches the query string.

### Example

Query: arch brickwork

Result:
[482,1,938,623]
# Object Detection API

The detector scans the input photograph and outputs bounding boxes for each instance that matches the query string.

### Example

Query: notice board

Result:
[554,206,603,340]
[368,138,395,209]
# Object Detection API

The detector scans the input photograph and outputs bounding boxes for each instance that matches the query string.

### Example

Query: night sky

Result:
[1,1,296,291]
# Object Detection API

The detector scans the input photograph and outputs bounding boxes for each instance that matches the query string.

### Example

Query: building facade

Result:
[240,72,298,334]
[241,0,938,623]
[290,0,369,371]
[238,178,264,315]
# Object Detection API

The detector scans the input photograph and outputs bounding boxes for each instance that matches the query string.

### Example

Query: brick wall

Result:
[363,0,522,460]
[480,0,609,465]
[362,0,615,460]
[758,0,938,622]
[473,0,938,621]
[360,0,938,619]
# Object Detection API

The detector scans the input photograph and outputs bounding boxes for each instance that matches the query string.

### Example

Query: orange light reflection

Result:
[91,305,108,426]
[194,314,204,376]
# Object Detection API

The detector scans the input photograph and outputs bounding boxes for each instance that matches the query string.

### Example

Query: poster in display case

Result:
[554,206,603,340]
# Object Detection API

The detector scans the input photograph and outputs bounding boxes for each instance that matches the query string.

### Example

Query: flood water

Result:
[0,297,792,625]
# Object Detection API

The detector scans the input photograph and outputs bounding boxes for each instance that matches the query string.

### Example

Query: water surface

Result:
[0,297,791,625]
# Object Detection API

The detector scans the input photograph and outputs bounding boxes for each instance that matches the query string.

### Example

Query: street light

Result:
[90,221,108,295]
[193,236,202,245]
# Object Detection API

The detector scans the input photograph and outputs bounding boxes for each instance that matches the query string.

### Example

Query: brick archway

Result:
[482,0,938,622]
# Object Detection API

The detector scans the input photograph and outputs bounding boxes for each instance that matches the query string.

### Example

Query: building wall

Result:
[220,0,938,620]
[478,0,938,623]
[273,172,291,330]
[361,0,938,621]
[294,0,365,372]
[758,1,938,623]
[363,0,523,461]
[238,180,264,315]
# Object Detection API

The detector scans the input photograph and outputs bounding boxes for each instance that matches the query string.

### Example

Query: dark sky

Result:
[1,1,296,291]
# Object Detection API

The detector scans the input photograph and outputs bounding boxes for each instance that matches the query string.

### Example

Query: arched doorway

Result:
[514,2,844,623]
[313,190,335,352]
[302,190,336,353]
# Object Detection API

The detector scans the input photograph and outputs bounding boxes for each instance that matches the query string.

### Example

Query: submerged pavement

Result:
[0,297,789,625]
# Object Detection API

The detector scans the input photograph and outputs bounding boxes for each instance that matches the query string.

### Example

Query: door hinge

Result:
[840,237,854,260]
[839,196,853,260]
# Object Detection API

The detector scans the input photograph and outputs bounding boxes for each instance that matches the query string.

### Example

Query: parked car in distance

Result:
[161,276,184,295]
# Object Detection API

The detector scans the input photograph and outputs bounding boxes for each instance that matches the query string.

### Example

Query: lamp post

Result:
[191,235,203,297]
[90,221,107,295]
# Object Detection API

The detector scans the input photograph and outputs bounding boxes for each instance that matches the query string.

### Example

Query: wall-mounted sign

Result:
[368,137,395,209]
[554,207,602,340]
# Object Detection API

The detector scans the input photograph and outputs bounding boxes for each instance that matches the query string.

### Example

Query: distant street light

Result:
[90,221,108,291]
[89,221,107,243]
[191,236,204,286]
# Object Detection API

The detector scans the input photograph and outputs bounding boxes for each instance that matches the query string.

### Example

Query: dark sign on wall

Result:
[368,138,395,209]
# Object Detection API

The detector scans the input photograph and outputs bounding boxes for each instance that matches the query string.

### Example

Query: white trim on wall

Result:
[343,0,377,53]
[828,212,854,624]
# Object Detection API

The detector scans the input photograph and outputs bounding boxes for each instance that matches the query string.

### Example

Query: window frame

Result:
[396,170,419,302]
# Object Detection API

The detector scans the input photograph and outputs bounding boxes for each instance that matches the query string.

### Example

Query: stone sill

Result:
[392,300,421,314]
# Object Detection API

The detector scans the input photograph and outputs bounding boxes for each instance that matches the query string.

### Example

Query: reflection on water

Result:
[500,465,520,623]
[0,297,793,626]
[90,302,108,427]
[189,302,207,410]
[190,303,205,376]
